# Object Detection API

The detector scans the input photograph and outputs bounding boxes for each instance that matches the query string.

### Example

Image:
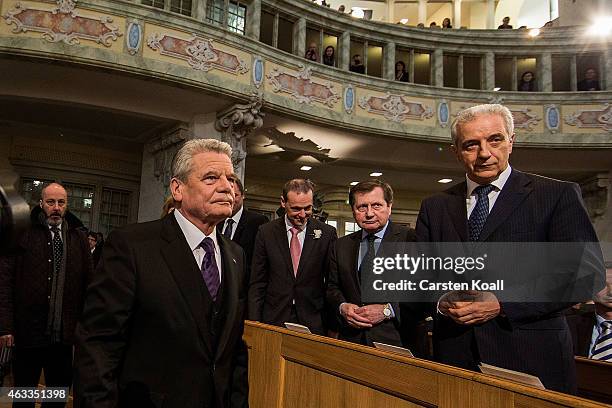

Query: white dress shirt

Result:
[48,222,62,239]
[174,210,222,282]
[223,206,243,240]
[589,314,608,358]
[284,216,306,249]
[465,165,512,216]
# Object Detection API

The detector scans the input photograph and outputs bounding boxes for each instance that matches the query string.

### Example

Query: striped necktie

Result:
[591,320,612,361]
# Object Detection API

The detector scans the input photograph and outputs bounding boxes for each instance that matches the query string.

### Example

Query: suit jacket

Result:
[74,214,248,408]
[416,168,605,394]
[248,217,337,335]
[326,221,418,347]
[222,209,268,280]
[565,306,597,357]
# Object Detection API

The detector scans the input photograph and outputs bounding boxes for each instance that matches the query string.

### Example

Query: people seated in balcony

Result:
[350,54,365,74]
[442,18,452,29]
[578,67,601,91]
[395,61,409,82]
[518,71,536,91]
[323,46,335,67]
[305,42,318,62]
[498,16,513,29]
[416,22,425,28]
[429,21,439,28]
[338,4,345,13]
[543,20,554,28]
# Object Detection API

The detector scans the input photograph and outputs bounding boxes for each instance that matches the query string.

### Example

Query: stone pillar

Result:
[408,48,415,82]
[457,54,464,88]
[538,52,552,92]
[339,31,350,71]
[486,0,495,29]
[511,57,518,91]
[139,126,191,222]
[570,54,578,91]
[215,93,265,182]
[193,0,207,20]
[432,48,443,87]
[483,51,495,90]
[604,49,612,90]
[246,0,261,40]
[293,17,306,58]
[385,41,396,81]
[418,0,427,25]
[387,0,395,23]
[453,0,462,28]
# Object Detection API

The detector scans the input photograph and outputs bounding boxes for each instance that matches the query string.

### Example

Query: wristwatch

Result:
[383,303,392,319]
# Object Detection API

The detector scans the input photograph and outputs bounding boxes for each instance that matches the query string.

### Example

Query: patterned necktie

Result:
[591,320,612,361]
[223,219,234,239]
[50,226,63,275]
[200,237,220,301]
[468,184,495,241]
[289,227,301,276]
[359,233,377,282]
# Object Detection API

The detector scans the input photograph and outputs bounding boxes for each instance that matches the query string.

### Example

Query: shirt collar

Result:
[466,165,512,197]
[361,220,389,241]
[595,313,608,327]
[174,209,219,251]
[285,215,306,232]
[48,222,62,231]
[230,206,244,225]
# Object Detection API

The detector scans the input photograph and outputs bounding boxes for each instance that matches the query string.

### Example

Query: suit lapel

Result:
[348,232,361,296]
[479,169,532,242]
[160,216,213,357]
[296,220,315,279]
[214,233,241,361]
[274,218,295,278]
[445,183,469,241]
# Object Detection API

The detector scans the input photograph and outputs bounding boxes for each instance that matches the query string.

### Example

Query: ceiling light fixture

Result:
[493,87,501,91]
[528,28,540,37]
[438,178,453,184]
[350,181,359,186]
[400,18,409,25]
[300,165,312,171]
[370,172,383,177]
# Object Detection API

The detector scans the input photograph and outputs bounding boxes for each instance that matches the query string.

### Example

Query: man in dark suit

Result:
[327,180,418,347]
[74,139,248,408]
[220,178,268,279]
[416,104,605,393]
[248,179,337,335]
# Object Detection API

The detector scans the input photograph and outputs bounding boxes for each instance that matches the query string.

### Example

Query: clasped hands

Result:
[439,290,501,325]
[340,303,387,328]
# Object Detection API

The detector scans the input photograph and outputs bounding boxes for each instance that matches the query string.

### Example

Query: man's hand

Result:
[354,304,388,325]
[340,303,373,329]
[444,291,501,325]
[0,334,14,348]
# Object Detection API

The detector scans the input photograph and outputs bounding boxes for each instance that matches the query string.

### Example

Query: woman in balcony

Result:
[442,18,452,29]
[305,42,319,62]
[395,61,409,82]
[519,71,536,91]
[323,46,335,67]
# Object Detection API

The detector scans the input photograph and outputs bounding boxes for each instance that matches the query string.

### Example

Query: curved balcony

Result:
[0,0,610,148]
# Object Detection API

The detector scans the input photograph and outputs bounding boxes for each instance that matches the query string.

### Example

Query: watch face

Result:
[384,307,391,317]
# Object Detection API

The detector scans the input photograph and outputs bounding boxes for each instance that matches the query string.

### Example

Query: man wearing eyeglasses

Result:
[327,180,417,347]
[0,182,92,407]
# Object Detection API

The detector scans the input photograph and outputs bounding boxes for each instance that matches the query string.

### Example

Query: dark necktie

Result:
[591,320,612,361]
[223,219,234,239]
[200,237,220,301]
[358,233,377,282]
[50,226,63,275]
[468,184,495,241]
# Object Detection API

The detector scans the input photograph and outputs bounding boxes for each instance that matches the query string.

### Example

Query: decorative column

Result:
[432,49,443,87]
[453,0,462,28]
[215,93,265,181]
[408,49,415,82]
[511,56,518,91]
[384,41,396,81]
[570,54,577,91]
[604,49,612,90]
[483,51,495,90]
[457,54,464,88]
[293,17,306,58]
[387,0,395,23]
[486,0,495,29]
[246,0,261,40]
[418,0,427,25]
[193,0,207,20]
[339,31,350,70]
[139,126,191,222]
[538,52,552,92]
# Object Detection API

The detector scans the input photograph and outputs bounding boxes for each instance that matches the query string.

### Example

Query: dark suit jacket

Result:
[565,306,596,357]
[74,214,248,408]
[222,209,268,280]
[248,217,337,335]
[416,169,605,394]
[326,221,418,347]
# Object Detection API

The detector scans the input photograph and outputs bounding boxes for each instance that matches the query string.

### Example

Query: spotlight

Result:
[528,28,540,37]
[369,172,383,177]
[300,166,312,171]
[350,181,359,186]
[587,17,612,36]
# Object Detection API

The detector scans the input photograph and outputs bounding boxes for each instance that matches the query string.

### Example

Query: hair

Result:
[395,61,406,72]
[171,139,232,182]
[282,179,315,201]
[161,195,176,218]
[451,104,514,145]
[442,18,452,28]
[87,231,97,240]
[234,177,245,195]
[349,180,393,207]
[521,71,534,81]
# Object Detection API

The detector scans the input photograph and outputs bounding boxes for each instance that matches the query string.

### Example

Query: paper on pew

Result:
[283,322,312,334]
[373,342,414,357]
[479,363,545,389]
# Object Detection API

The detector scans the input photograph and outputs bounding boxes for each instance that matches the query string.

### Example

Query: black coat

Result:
[326,221,417,347]
[74,214,248,408]
[0,207,92,347]
[415,168,605,393]
[221,209,268,280]
[248,217,337,335]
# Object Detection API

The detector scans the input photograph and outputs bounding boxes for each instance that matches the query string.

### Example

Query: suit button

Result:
[47,296,50,299]
[48,259,52,262]
[48,277,51,281]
